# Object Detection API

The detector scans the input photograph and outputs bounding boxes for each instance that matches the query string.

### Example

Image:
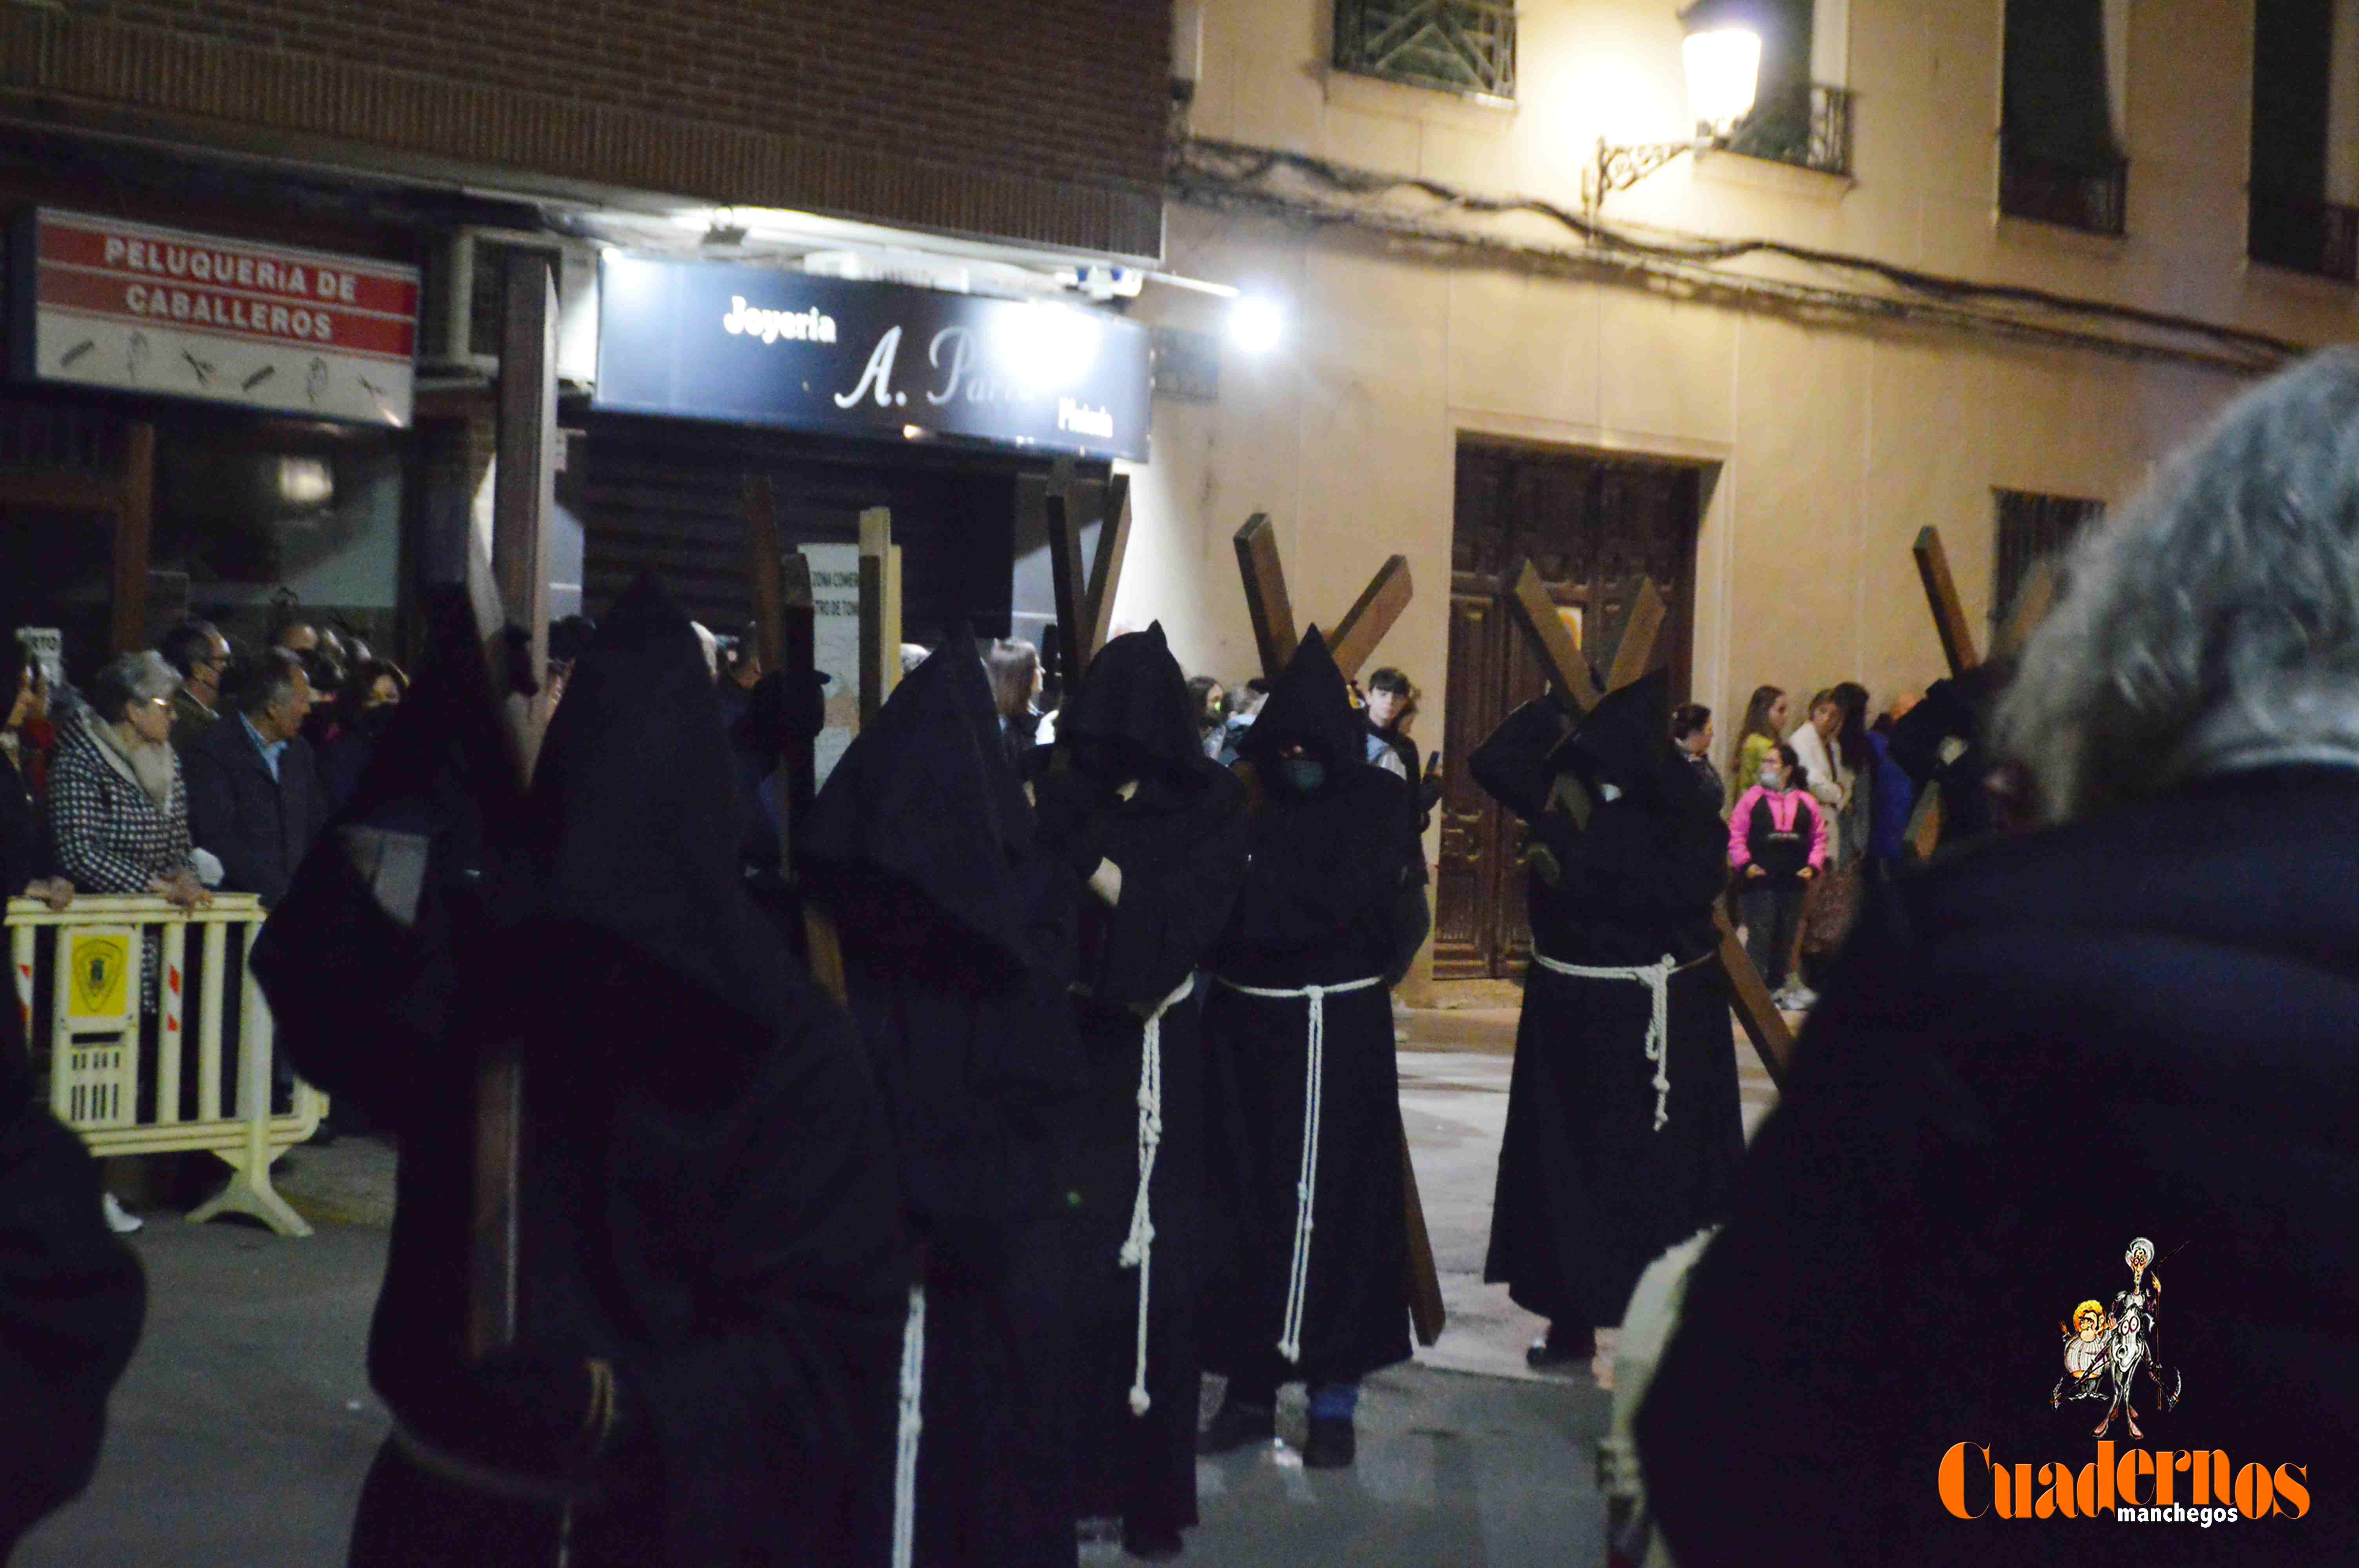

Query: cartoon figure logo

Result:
[2051,1236,2182,1439]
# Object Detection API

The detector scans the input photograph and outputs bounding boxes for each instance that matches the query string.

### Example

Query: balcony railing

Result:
[1719,83,1854,179]
[2248,190,2359,284]
[1332,0,1517,101]
[1999,148,2129,237]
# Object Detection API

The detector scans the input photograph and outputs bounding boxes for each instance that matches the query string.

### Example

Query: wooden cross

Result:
[1228,515,1443,1348]
[1906,526,2056,857]
[742,475,819,872]
[1497,560,1798,1086]
[1043,466,1134,684]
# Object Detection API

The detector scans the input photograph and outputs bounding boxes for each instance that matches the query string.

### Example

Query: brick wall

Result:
[1,2,1170,256]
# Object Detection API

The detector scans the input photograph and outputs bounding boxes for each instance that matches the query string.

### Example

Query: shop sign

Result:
[595,254,1150,461]
[9,209,420,427]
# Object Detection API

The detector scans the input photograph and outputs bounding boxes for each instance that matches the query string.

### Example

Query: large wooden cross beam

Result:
[1232,514,1414,683]
[1906,526,2056,856]
[1498,559,1797,1086]
[1043,467,1135,685]
[1227,514,1442,1348]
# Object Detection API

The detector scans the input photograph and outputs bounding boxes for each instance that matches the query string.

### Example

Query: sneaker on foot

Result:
[1525,1322,1595,1370]
[1196,1396,1276,1455]
[102,1192,144,1234]
[1301,1415,1356,1469]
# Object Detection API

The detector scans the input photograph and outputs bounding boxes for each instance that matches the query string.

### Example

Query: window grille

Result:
[1332,0,1516,100]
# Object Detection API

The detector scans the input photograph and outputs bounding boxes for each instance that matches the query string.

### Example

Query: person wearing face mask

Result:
[1726,743,1828,1008]
[1034,626,1248,1561]
[1468,670,1740,1378]
[1196,631,1421,1471]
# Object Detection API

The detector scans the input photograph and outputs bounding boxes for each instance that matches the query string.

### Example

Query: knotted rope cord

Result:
[1527,951,1712,1131]
[1118,975,1205,1416]
[892,1283,926,1568]
[1215,974,1386,1363]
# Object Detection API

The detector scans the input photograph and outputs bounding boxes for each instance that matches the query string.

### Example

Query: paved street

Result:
[20,995,1784,1568]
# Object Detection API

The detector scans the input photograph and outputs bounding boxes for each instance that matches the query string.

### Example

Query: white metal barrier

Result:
[7,893,325,1237]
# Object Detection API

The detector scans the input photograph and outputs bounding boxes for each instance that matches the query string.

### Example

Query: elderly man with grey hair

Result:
[1634,351,2359,1565]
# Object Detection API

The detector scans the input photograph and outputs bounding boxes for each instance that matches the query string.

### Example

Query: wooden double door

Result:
[1434,441,1703,981]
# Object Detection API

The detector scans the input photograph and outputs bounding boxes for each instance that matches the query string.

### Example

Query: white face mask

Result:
[1759,764,1784,789]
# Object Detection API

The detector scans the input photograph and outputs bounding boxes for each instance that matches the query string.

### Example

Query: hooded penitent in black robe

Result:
[800,632,1084,1568]
[253,580,909,1567]
[0,920,145,1561]
[1033,624,1248,1539]
[1469,672,1741,1336]
[1636,766,2359,1565]
[1200,630,1419,1393]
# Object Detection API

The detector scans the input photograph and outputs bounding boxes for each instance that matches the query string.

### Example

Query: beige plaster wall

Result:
[1123,0,2350,989]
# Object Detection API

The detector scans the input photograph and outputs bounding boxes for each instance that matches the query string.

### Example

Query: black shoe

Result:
[1196,1396,1276,1455]
[1123,1522,1184,1561]
[1524,1323,1594,1370]
[1302,1415,1356,1469]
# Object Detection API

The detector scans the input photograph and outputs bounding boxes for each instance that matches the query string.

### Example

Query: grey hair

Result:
[1994,349,2359,824]
[85,650,178,721]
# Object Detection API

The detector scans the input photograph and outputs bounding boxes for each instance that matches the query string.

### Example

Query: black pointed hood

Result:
[1565,668,1692,811]
[1236,628,1363,773]
[1057,621,1199,776]
[799,628,1036,967]
[510,573,796,1056]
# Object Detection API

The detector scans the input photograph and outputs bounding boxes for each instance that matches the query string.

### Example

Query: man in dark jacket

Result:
[1196,630,1422,1470]
[253,580,910,1566]
[184,647,327,906]
[1636,350,2359,1565]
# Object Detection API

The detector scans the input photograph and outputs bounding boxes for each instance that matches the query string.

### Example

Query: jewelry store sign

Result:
[9,209,420,427]
[595,254,1149,461]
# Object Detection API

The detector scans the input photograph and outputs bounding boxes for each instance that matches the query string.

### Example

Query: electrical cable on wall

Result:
[1172,139,2306,375]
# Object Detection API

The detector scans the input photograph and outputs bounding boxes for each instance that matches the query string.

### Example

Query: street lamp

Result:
[1586,19,1761,219]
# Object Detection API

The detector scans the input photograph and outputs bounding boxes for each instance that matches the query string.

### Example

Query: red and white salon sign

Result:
[14,210,420,427]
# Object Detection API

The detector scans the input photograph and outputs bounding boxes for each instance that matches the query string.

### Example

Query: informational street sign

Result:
[803,543,862,786]
[10,209,420,427]
[596,254,1151,461]
[16,628,62,691]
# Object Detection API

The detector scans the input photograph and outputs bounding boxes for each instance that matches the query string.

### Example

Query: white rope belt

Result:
[1116,975,1203,1417]
[892,1283,926,1568]
[1214,973,1387,1363]
[1526,950,1704,1132]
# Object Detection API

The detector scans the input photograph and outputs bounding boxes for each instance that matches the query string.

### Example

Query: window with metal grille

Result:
[2248,0,2359,282]
[1999,0,2131,235]
[1332,0,1516,101]
[1994,489,2105,630]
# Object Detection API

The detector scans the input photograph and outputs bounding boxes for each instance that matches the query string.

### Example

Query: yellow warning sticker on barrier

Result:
[66,933,130,1021]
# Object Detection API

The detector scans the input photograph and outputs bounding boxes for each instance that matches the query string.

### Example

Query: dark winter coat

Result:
[1637,765,2359,1566]
[183,713,330,906]
[1,746,45,900]
[256,580,910,1568]
[1469,674,1741,1329]
[1036,624,1249,1534]
[1201,630,1419,1387]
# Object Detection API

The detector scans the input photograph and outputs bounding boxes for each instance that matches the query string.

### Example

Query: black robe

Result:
[1636,766,2359,1566]
[1470,677,1741,1331]
[800,632,1084,1568]
[1034,625,1249,1534]
[254,581,910,1568]
[1201,630,1419,1390]
[0,916,146,1560]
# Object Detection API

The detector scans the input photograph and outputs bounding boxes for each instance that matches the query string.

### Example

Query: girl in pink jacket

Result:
[1727,744,1828,1007]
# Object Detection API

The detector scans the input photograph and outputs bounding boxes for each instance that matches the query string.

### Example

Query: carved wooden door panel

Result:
[1436,441,1701,980]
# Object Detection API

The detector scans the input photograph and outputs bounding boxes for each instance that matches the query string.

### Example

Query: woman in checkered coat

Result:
[47,653,208,909]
